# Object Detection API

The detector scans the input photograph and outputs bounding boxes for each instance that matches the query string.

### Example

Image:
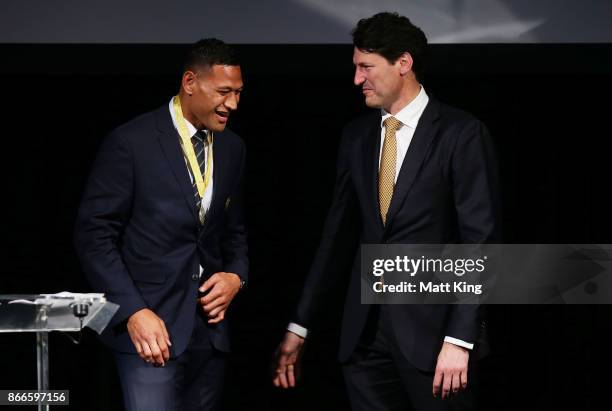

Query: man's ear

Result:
[398,52,414,76]
[181,70,197,96]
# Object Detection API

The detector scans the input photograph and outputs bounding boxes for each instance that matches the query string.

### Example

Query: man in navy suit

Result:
[273,13,501,410]
[75,38,248,411]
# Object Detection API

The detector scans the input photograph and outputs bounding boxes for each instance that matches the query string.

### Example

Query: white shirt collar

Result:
[381,85,429,129]
[168,98,199,138]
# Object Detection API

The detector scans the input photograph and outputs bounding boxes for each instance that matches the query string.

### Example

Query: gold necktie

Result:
[379,116,402,225]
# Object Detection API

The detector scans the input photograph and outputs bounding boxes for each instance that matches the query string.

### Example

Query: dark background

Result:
[1,44,612,410]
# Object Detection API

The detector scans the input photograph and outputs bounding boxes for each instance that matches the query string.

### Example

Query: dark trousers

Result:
[114,314,227,411]
[342,306,477,411]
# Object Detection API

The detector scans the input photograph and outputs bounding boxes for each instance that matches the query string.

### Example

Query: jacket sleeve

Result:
[445,119,502,342]
[293,129,360,329]
[73,131,147,328]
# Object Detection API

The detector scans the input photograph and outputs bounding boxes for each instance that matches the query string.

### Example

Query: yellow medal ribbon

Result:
[172,95,213,199]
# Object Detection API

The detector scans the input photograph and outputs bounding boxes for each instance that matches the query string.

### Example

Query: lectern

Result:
[0,293,118,410]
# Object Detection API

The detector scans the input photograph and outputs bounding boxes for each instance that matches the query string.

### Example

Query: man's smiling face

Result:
[185,64,243,132]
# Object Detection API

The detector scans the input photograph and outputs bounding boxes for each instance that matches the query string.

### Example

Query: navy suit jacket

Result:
[294,98,501,371]
[74,104,248,356]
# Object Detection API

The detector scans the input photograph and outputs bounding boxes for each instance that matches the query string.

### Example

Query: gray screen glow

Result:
[1,0,611,43]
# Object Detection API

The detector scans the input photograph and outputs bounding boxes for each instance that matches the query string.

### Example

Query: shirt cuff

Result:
[444,336,474,350]
[287,322,308,338]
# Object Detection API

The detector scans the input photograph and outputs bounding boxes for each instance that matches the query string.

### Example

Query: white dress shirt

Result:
[287,87,474,350]
[169,99,214,277]
[168,99,214,214]
[379,85,429,177]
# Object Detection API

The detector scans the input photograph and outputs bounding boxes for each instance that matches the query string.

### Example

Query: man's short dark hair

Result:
[351,12,428,82]
[183,38,240,72]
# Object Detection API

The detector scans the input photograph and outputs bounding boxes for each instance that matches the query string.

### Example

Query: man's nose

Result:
[225,93,239,111]
[354,70,365,86]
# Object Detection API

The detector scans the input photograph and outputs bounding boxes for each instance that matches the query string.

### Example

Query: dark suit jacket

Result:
[293,98,501,371]
[74,104,248,356]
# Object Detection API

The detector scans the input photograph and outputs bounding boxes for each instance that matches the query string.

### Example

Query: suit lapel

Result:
[155,106,198,222]
[198,129,231,237]
[384,99,440,231]
[363,114,384,229]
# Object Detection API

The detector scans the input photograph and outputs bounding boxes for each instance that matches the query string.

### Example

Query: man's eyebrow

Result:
[217,86,244,91]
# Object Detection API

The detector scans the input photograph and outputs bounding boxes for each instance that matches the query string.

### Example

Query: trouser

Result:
[343,306,478,411]
[114,313,227,411]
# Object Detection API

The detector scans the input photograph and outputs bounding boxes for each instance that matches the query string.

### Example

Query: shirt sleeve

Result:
[444,336,474,350]
[287,322,309,338]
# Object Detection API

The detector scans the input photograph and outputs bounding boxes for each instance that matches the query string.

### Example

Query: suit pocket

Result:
[128,261,167,284]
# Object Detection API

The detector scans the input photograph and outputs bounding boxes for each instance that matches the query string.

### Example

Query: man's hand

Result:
[272,331,305,388]
[433,342,470,399]
[199,272,241,324]
[126,308,172,366]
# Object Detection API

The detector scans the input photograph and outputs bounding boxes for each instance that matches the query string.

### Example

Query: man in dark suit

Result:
[273,12,500,411]
[74,38,248,411]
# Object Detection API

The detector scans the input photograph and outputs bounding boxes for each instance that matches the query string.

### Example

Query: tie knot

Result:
[192,130,207,144]
[383,116,402,133]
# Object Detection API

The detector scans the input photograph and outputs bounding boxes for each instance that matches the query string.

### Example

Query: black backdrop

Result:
[1,44,612,410]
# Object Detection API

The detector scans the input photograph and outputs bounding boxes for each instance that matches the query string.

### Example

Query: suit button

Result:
[191,273,199,281]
